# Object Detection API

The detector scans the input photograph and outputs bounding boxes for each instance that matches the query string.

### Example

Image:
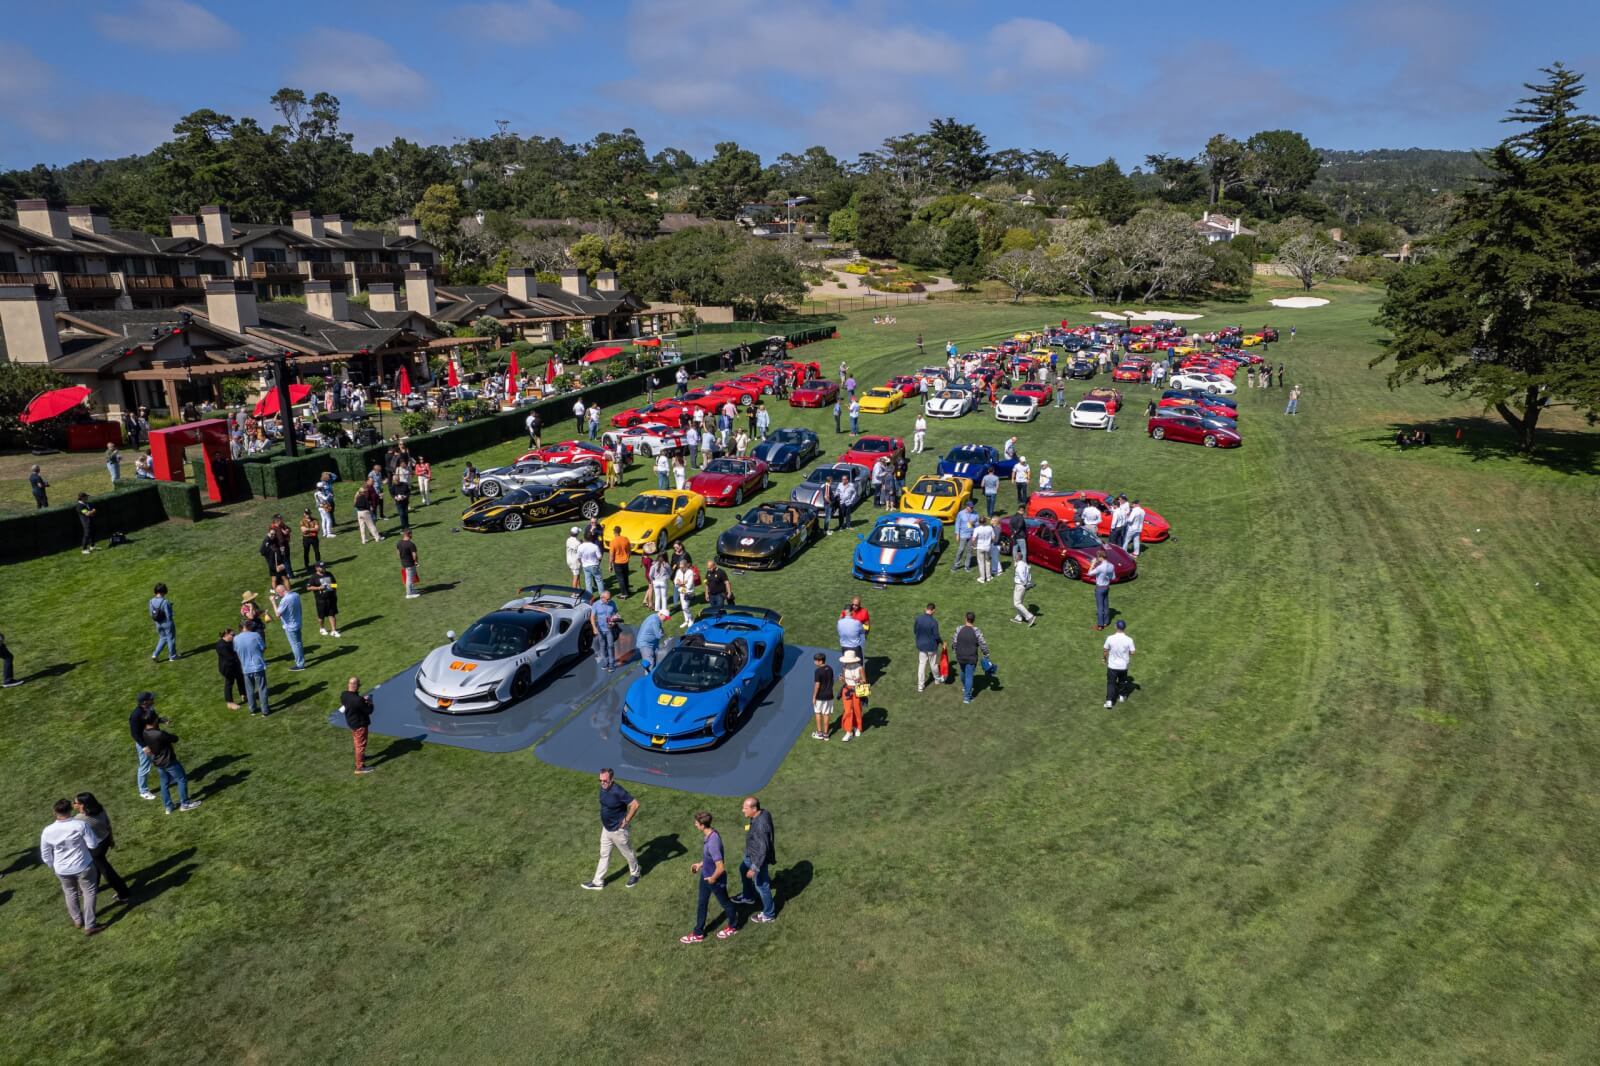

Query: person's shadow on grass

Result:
[862,705,890,732]
[307,644,357,667]
[272,679,328,707]
[186,753,246,784]
[338,616,381,631]
[418,581,460,594]
[774,859,813,913]
[0,848,36,878]
[371,736,424,766]
[19,660,85,683]
[636,833,688,876]
[121,846,199,912]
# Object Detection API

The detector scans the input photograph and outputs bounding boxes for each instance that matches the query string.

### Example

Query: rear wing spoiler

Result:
[517,585,593,606]
[696,605,782,625]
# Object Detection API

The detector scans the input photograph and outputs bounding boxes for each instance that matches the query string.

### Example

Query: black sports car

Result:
[1065,357,1097,379]
[715,501,822,569]
[461,481,605,532]
[751,427,820,472]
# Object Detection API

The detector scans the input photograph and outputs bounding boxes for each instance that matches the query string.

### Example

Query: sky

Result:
[3,0,1598,171]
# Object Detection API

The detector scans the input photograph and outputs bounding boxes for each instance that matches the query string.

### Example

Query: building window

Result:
[0,252,16,272]
[199,259,228,277]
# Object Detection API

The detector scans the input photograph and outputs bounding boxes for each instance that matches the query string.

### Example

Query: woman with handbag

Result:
[838,649,866,742]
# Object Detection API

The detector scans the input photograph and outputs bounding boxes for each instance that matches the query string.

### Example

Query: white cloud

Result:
[95,0,239,51]
[289,29,430,107]
[985,18,1096,81]
[450,0,583,43]
[0,41,54,97]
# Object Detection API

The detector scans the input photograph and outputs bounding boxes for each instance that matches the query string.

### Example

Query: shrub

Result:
[1342,255,1401,284]
[579,368,604,387]
[399,411,433,437]
[842,262,870,275]
[304,375,324,393]
[448,399,486,422]
[218,377,251,407]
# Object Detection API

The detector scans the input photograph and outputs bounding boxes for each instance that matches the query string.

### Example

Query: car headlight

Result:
[722,485,734,495]
[642,527,655,538]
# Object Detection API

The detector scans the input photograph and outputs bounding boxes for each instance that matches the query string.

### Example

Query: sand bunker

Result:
[1269,297,1330,308]
[1090,309,1204,321]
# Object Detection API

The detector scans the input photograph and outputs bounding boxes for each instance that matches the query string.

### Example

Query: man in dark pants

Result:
[341,676,374,774]
[142,717,200,814]
[951,611,988,705]
[730,795,776,923]
[0,629,20,687]
[29,465,48,508]
[76,493,96,553]
[391,476,411,532]
[1102,619,1135,708]
[703,562,732,609]
[681,810,738,943]
[215,629,244,709]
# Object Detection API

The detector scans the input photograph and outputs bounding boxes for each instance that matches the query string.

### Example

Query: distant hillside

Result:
[1317,148,1488,188]
[1311,148,1487,235]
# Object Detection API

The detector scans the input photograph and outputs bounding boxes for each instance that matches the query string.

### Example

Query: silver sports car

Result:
[413,585,596,713]
[477,460,594,498]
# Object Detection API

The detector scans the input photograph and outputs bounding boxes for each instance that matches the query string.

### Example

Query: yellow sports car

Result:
[857,387,906,415]
[1173,343,1202,355]
[898,474,973,523]
[1241,333,1264,347]
[602,489,706,555]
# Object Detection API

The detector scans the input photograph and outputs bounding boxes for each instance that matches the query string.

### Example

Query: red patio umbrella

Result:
[544,358,556,384]
[20,385,91,424]
[253,384,312,417]
[398,367,412,396]
[580,346,625,364]
[506,351,520,403]
[632,337,661,347]
[447,355,460,389]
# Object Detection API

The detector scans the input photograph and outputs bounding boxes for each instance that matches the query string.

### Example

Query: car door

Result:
[523,486,558,519]
[1169,416,1203,443]
[674,494,691,529]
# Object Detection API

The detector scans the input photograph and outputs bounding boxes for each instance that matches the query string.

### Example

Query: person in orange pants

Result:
[838,649,865,742]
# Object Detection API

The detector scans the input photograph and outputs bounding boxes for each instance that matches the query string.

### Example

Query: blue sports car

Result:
[751,427,820,472]
[937,443,1019,481]
[852,512,945,584]
[619,606,785,752]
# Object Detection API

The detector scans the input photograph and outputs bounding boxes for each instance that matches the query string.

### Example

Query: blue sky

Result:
[3,0,1597,170]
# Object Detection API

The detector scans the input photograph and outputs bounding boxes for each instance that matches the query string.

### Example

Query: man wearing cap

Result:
[1102,619,1135,708]
[565,527,584,588]
[1012,456,1031,508]
[635,608,669,671]
[130,691,162,799]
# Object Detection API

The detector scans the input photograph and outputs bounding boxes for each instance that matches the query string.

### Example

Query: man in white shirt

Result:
[1012,457,1031,508]
[1109,496,1131,547]
[1102,619,1135,708]
[836,477,857,529]
[572,398,586,432]
[1125,500,1146,556]
[1011,557,1036,626]
[40,798,102,934]
[565,527,584,588]
[654,451,670,490]
[973,518,996,583]
[577,537,604,597]
[912,413,927,454]
[1081,501,1102,533]
[1038,461,1053,491]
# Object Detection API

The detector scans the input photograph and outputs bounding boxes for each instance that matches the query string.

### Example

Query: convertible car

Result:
[790,378,840,408]
[715,501,822,569]
[857,386,906,415]
[1064,357,1097,380]
[1148,412,1242,448]
[1083,387,1124,414]
[460,480,606,532]
[1112,361,1152,383]
[1024,490,1171,543]
[688,456,771,507]
[476,460,596,498]
[937,443,1019,481]
[898,474,973,523]
[414,585,595,713]
[996,516,1138,583]
[1162,388,1238,413]
[751,426,820,471]
[993,394,1040,423]
[620,606,785,752]
[1157,394,1238,420]
[603,489,708,554]
[925,387,977,419]
[852,512,945,584]
[1154,405,1237,430]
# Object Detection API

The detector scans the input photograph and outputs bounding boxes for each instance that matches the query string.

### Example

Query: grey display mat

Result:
[532,643,824,796]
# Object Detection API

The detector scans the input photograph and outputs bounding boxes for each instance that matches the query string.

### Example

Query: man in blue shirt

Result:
[980,471,1000,517]
[913,602,943,691]
[148,583,178,662]
[950,501,978,572]
[590,590,619,671]
[271,578,305,670]
[582,768,641,890]
[836,610,865,659]
[681,810,738,943]
[233,625,270,716]
[635,609,668,671]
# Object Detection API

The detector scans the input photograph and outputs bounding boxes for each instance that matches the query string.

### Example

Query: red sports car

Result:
[1023,490,1171,543]
[705,379,765,406]
[676,388,739,414]
[837,434,905,470]
[998,515,1138,583]
[1148,413,1242,448]
[780,360,822,385]
[688,456,772,506]
[611,399,694,429]
[1083,387,1123,414]
[1157,394,1237,420]
[790,379,840,408]
[517,440,615,473]
[1012,381,1053,404]
[888,375,921,397]
[1112,362,1151,383]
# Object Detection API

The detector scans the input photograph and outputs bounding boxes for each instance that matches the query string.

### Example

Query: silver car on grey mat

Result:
[414,586,596,713]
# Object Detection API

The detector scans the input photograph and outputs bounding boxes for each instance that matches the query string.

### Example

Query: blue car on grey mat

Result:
[936,443,1019,481]
[620,606,784,752]
[413,585,595,713]
[852,512,944,584]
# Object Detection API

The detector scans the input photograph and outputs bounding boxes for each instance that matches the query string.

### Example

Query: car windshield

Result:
[624,494,674,514]
[502,487,553,504]
[452,614,548,660]
[1061,527,1104,549]
[652,646,733,693]
[743,506,795,527]
[867,389,895,398]
[911,478,955,497]
[946,447,990,464]
[770,429,806,443]
[1000,395,1030,406]
[703,459,746,475]
[806,466,853,484]
[1077,402,1106,413]
[868,522,927,548]
[934,390,966,401]
[853,438,893,453]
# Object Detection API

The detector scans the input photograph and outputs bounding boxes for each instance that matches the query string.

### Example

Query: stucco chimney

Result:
[0,283,63,363]
[205,278,258,333]
[404,268,436,317]
[594,269,619,294]
[322,214,352,238]
[506,268,537,303]
[170,214,202,241]
[291,210,326,239]
[560,269,590,299]
[199,205,232,245]
[66,204,111,236]
[305,279,350,322]
[397,218,420,239]
[368,282,399,313]
[15,200,71,240]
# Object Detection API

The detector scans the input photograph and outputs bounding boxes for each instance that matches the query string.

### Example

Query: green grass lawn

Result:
[3,284,1599,1064]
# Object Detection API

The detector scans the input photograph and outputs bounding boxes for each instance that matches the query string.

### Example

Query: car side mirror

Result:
[856,533,866,541]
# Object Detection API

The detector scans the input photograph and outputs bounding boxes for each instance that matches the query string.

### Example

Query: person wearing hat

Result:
[1012,456,1031,508]
[233,620,270,716]
[129,692,163,799]
[1102,619,1135,708]
[565,527,584,589]
[239,590,270,632]
[1285,384,1302,415]
[635,608,669,672]
[838,649,866,742]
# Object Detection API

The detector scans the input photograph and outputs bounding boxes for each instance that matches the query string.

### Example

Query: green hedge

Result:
[155,479,204,521]
[0,482,169,562]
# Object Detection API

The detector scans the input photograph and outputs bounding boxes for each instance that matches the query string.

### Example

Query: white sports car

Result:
[1169,372,1237,395]
[1070,399,1113,429]
[603,422,686,457]
[925,387,976,419]
[413,586,596,713]
[992,394,1039,423]
[477,460,594,498]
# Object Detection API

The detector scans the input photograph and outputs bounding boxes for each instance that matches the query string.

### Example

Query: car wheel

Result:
[740,394,753,407]
[694,507,706,530]
[761,472,769,490]
[581,499,600,519]
[1203,434,1218,448]
[510,665,532,700]
[480,479,502,498]
[1062,559,1082,580]
[1151,427,1166,440]
[657,530,670,554]
[503,512,524,532]
[1037,508,1056,521]
[578,624,594,654]
[733,487,744,506]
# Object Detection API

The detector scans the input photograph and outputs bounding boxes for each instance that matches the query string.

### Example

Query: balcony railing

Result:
[356,263,403,279]
[300,261,347,280]
[62,273,119,291]
[125,275,208,292]
[250,261,299,279]
[0,272,48,286]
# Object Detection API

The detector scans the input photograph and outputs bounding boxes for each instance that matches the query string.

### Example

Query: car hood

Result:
[751,442,794,461]
[718,525,793,553]
[417,646,511,698]
[625,678,722,732]
[853,543,923,572]
[690,473,743,491]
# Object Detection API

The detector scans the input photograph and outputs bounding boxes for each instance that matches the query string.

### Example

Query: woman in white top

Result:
[672,560,696,625]
[672,457,687,490]
[651,556,673,613]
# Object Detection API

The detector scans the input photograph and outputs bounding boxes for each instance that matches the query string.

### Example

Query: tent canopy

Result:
[253,384,312,417]
[580,346,626,364]
[20,385,91,424]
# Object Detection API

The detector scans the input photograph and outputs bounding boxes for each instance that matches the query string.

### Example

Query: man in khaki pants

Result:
[580,768,641,890]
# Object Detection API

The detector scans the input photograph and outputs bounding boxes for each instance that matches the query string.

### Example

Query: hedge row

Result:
[0,481,170,562]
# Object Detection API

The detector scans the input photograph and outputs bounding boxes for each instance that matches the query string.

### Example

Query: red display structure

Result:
[148,418,234,502]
